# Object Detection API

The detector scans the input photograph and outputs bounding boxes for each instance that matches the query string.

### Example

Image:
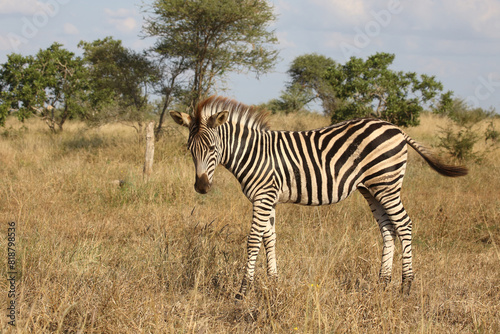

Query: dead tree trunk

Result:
[143,121,155,182]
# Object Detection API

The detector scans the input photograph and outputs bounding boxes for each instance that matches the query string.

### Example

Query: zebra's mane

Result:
[194,96,270,131]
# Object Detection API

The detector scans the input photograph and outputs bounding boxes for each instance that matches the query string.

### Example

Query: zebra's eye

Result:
[208,145,216,152]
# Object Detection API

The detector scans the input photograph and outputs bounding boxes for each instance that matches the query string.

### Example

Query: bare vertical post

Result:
[143,121,155,182]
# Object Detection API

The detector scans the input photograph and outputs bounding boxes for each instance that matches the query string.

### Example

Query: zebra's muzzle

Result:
[194,173,210,194]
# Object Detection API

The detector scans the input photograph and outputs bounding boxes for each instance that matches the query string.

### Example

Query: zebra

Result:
[170,96,467,299]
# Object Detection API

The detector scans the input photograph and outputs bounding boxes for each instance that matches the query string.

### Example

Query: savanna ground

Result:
[0,112,499,333]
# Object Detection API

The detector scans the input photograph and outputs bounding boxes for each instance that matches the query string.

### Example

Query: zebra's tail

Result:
[404,134,468,177]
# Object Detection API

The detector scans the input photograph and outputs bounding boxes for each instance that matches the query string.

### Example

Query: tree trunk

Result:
[57,104,69,132]
[143,121,155,182]
[155,93,171,142]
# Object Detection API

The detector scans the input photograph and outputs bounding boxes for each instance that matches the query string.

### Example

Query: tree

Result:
[435,96,498,162]
[0,43,88,131]
[0,54,41,126]
[325,52,449,127]
[78,37,123,111]
[434,95,496,126]
[151,55,189,140]
[37,43,88,131]
[262,83,315,114]
[79,37,158,131]
[287,53,337,115]
[142,0,279,135]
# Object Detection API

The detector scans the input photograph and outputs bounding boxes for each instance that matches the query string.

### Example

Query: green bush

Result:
[438,125,482,162]
[485,121,500,143]
[437,98,498,162]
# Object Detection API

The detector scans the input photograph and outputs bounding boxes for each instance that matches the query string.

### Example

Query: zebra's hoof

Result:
[378,275,391,289]
[401,278,413,295]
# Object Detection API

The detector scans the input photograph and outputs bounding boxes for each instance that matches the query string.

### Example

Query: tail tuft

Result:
[431,163,468,177]
[404,134,468,177]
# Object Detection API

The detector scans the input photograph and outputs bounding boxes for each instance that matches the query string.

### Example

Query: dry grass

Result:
[0,114,499,333]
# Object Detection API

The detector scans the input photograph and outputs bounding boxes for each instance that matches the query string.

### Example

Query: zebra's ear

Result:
[207,110,229,128]
[170,110,192,128]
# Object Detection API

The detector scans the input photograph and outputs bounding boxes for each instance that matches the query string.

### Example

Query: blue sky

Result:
[1,0,499,112]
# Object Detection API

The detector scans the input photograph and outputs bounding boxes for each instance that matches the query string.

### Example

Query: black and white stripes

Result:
[170,96,467,298]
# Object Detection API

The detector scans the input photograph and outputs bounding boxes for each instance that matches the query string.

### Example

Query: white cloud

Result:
[63,22,78,35]
[310,0,370,25]
[274,0,292,12]
[0,35,12,51]
[104,8,135,18]
[459,0,500,38]
[409,55,459,78]
[401,0,500,39]
[276,31,295,49]
[323,31,356,49]
[104,8,138,33]
[112,17,137,33]
[0,0,53,15]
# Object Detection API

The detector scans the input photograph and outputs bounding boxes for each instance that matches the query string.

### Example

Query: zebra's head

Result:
[170,109,229,194]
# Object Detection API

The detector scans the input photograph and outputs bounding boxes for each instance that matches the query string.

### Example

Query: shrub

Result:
[438,125,482,162]
[437,98,498,162]
[485,121,500,143]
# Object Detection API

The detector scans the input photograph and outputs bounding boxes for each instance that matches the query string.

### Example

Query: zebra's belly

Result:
[277,180,359,206]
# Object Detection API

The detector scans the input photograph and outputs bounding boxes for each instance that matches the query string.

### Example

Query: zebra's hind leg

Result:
[365,186,414,295]
[383,198,414,295]
[359,187,397,287]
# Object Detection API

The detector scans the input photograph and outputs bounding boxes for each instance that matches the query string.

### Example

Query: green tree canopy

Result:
[325,52,450,127]
[287,53,337,114]
[0,43,88,131]
[142,0,279,112]
[79,37,158,127]
[433,95,496,126]
[0,53,40,125]
[262,83,315,114]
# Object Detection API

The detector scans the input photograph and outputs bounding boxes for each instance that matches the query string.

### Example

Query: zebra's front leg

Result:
[236,198,274,300]
[263,207,277,277]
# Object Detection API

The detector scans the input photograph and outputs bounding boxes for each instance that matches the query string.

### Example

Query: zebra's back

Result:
[273,118,408,206]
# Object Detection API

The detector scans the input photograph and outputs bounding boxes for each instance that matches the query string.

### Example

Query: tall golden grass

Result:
[0,113,499,333]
